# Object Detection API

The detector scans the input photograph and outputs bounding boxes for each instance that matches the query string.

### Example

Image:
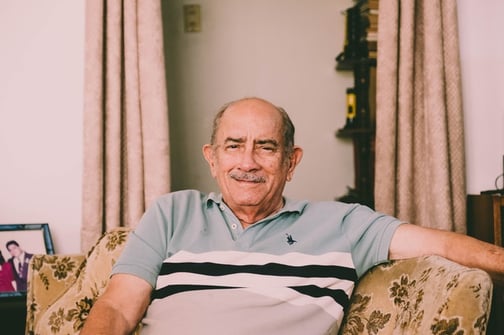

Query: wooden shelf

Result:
[336,57,377,72]
[335,0,377,208]
[336,127,374,138]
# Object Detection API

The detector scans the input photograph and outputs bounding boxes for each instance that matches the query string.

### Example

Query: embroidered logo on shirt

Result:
[285,233,297,245]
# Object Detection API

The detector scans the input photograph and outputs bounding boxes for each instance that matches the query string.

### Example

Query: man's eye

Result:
[260,146,275,152]
[225,144,240,150]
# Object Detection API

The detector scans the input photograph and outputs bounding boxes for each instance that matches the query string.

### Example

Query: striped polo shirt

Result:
[112,190,402,334]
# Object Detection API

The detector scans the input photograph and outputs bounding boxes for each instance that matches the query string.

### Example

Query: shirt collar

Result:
[206,192,307,215]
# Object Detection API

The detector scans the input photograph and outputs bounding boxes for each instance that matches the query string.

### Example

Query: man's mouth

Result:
[229,172,265,183]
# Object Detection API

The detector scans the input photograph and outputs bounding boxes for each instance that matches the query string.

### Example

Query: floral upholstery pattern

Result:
[26,227,133,335]
[339,255,493,335]
[26,254,85,334]
[26,229,493,335]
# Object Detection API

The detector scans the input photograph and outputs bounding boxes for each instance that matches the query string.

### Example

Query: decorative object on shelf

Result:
[0,223,54,298]
[345,88,357,128]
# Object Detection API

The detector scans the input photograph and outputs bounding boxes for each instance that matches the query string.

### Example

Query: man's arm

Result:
[80,273,152,335]
[389,223,504,280]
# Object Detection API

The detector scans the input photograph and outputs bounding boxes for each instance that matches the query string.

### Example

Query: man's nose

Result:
[239,148,260,170]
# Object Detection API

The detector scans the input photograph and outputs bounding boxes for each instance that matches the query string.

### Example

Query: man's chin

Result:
[225,193,264,207]
[232,198,263,207]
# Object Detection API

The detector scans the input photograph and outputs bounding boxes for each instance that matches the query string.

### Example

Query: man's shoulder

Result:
[299,199,359,212]
[157,189,208,200]
[292,200,368,224]
[152,189,211,208]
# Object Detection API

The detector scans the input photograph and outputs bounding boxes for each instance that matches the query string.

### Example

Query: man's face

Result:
[7,244,21,258]
[203,99,301,216]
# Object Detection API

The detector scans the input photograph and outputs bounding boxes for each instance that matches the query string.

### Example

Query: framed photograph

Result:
[0,223,54,297]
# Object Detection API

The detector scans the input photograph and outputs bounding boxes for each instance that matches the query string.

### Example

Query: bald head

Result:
[210,97,296,156]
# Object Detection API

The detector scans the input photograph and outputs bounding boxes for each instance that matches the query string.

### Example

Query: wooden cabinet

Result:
[467,193,504,334]
[467,194,504,245]
[0,295,26,334]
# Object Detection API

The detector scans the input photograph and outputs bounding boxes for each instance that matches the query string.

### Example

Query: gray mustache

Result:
[229,172,266,183]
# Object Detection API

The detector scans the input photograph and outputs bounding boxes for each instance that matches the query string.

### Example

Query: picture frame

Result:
[0,223,54,297]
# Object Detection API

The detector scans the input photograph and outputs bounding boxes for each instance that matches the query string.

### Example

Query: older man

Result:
[82,97,504,335]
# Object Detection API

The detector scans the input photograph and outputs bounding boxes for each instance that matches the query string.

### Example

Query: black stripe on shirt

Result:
[159,262,357,282]
[290,285,350,311]
[151,283,350,310]
[152,284,238,300]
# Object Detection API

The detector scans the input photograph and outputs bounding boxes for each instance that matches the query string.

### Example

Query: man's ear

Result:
[286,146,303,182]
[202,144,217,177]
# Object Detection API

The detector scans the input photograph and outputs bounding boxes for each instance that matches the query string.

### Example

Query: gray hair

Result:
[209,98,296,156]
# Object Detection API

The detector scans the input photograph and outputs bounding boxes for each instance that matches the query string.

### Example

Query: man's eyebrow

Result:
[255,139,279,146]
[222,137,279,146]
[224,137,245,143]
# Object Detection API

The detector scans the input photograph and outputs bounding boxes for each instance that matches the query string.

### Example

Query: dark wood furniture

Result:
[467,193,504,335]
[0,295,26,335]
[335,1,377,209]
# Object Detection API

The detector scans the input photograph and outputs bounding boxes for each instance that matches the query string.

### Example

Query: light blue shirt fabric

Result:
[113,189,402,284]
[112,190,403,334]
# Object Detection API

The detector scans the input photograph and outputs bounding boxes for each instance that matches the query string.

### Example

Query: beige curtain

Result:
[81,0,171,251]
[374,0,466,233]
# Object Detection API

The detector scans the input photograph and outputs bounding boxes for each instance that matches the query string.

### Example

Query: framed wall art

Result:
[0,223,54,297]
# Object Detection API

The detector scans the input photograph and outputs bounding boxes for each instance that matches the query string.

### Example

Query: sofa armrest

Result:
[26,254,86,335]
[29,228,133,334]
[339,255,493,334]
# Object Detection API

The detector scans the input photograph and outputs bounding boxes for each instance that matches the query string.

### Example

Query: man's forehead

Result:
[216,121,283,141]
[213,99,284,142]
[219,106,282,128]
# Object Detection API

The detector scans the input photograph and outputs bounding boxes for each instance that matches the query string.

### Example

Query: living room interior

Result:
[1,1,503,333]
[1,0,502,255]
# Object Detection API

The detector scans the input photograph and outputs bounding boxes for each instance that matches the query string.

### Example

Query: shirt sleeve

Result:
[112,198,171,288]
[340,204,403,277]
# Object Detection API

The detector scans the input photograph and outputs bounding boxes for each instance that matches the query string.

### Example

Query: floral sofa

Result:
[26,228,493,335]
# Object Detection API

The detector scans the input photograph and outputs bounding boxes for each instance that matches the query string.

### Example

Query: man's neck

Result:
[230,199,285,229]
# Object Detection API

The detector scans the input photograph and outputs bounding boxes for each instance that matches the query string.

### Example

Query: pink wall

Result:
[0,0,501,253]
